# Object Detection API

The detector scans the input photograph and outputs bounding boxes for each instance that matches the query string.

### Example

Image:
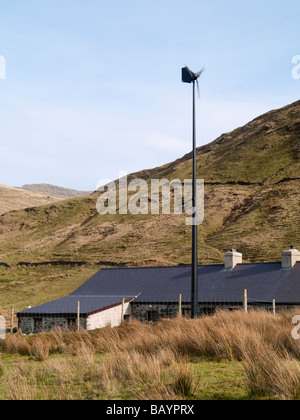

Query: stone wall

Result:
[18,316,87,334]
[42,317,87,331]
[18,317,34,334]
[131,303,191,322]
[130,302,238,321]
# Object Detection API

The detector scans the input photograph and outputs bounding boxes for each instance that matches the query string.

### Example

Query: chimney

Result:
[225,249,242,270]
[282,246,300,269]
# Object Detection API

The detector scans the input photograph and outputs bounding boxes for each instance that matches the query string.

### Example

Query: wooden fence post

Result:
[10,306,14,334]
[243,289,248,313]
[178,294,182,317]
[273,299,276,316]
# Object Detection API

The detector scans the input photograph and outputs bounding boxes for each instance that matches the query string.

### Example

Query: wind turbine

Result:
[182,66,204,319]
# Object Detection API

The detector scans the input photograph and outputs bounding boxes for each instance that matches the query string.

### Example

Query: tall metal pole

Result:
[77,300,80,332]
[191,80,198,319]
[182,66,202,320]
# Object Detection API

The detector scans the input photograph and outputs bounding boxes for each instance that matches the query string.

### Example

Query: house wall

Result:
[86,302,131,330]
[18,316,87,335]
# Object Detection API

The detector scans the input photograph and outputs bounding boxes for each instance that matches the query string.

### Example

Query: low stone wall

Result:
[0,262,10,268]
[17,261,88,268]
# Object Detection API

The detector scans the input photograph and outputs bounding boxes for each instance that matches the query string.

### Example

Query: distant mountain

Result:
[21,184,92,200]
[0,100,300,266]
[0,184,60,215]
[0,184,92,215]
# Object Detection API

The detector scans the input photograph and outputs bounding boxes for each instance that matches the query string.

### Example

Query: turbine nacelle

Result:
[182,66,204,84]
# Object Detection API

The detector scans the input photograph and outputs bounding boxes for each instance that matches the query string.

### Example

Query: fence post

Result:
[121,298,125,323]
[273,299,276,316]
[10,306,14,334]
[178,294,182,317]
[243,289,248,313]
[77,301,80,332]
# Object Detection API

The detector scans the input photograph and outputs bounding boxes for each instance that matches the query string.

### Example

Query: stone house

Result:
[17,247,300,334]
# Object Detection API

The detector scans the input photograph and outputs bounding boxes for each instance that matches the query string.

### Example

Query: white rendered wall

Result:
[86,302,131,331]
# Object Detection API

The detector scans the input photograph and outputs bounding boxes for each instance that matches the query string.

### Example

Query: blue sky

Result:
[0,0,299,190]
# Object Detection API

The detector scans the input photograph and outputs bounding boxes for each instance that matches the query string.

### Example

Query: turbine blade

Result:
[196,68,205,78]
[196,79,200,99]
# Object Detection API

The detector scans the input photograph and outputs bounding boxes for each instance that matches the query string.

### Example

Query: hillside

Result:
[21,184,92,200]
[0,100,299,270]
[0,184,60,215]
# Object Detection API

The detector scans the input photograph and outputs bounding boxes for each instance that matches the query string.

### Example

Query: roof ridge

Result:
[237,262,281,266]
[101,264,225,271]
[100,262,283,271]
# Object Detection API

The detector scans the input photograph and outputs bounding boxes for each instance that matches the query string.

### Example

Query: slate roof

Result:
[18,296,133,317]
[18,262,300,316]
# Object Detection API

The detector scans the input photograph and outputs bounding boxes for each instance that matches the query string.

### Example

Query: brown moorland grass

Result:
[0,310,300,400]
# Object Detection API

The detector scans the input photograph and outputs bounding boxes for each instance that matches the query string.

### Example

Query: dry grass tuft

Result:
[243,345,300,400]
[172,363,197,397]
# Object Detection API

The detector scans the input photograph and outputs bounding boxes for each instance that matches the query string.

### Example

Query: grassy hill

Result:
[0,99,299,272]
[0,184,61,215]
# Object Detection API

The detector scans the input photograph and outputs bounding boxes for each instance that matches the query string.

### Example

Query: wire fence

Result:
[130,292,279,322]
[1,290,299,335]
